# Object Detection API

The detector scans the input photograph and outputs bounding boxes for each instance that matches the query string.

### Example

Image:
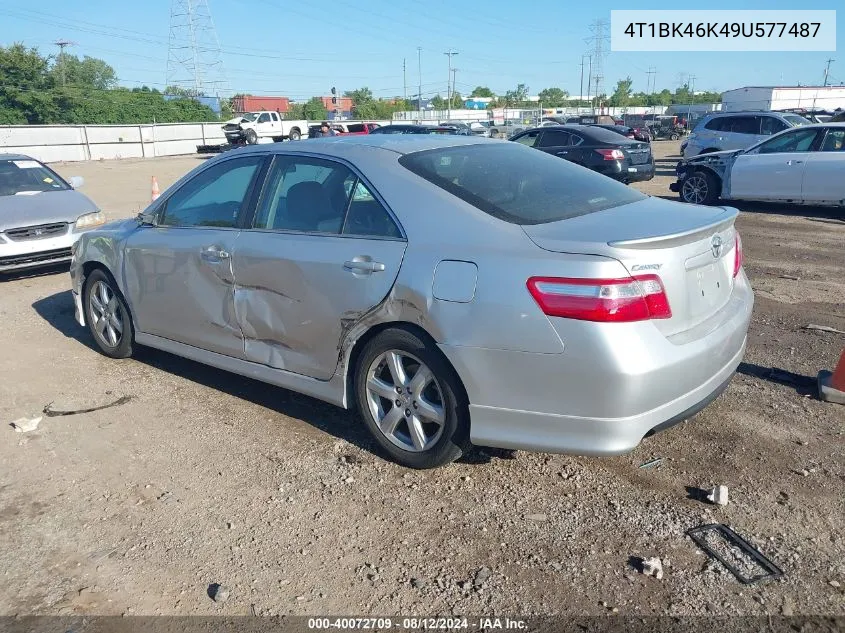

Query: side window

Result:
[729,116,760,135]
[257,113,271,123]
[514,131,541,147]
[569,134,585,146]
[253,157,353,233]
[538,130,570,147]
[756,128,819,154]
[705,117,726,132]
[760,116,788,135]
[159,156,262,228]
[270,112,279,122]
[347,123,366,133]
[343,181,402,239]
[820,129,845,151]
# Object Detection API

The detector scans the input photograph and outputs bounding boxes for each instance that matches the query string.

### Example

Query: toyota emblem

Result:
[711,235,723,258]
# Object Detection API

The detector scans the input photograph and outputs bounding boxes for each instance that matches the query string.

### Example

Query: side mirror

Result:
[136,211,157,226]
[68,176,84,189]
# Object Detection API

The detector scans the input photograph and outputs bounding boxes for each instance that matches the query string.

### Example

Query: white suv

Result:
[682,112,810,158]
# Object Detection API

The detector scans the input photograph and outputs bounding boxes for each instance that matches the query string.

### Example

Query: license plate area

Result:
[686,261,731,319]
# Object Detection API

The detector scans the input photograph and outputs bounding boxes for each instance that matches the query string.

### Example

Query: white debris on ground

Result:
[10,416,42,433]
[641,557,664,580]
[707,485,730,506]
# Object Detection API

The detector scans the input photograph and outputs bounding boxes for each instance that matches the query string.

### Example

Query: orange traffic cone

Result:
[151,176,160,202]
[818,347,845,404]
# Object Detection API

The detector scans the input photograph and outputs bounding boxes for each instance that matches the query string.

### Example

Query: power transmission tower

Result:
[586,19,609,111]
[444,48,458,119]
[166,0,228,98]
[54,40,76,87]
[646,67,656,96]
[824,58,835,86]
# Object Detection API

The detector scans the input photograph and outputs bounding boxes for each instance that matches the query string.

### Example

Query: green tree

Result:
[609,77,633,107]
[288,97,328,120]
[344,87,374,106]
[537,87,568,107]
[470,86,494,98]
[430,94,447,109]
[502,83,530,106]
[51,54,117,90]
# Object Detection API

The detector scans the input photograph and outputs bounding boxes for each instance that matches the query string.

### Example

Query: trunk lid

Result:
[624,142,652,165]
[522,196,738,336]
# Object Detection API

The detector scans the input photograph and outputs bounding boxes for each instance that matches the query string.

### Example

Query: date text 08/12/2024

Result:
[307,617,527,630]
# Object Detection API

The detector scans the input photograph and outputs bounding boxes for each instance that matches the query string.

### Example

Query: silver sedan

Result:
[70,136,753,469]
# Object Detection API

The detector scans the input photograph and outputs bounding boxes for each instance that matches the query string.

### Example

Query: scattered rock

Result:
[829,580,841,588]
[641,557,664,580]
[208,583,230,603]
[410,578,426,589]
[344,476,355,483]
[526,513,547,522]
[707,485,729,506]
[473,566,492,588]
[226,522,233,530]
[549,561,563,571]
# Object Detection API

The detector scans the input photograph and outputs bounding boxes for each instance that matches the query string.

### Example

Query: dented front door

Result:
[231,233,405,380]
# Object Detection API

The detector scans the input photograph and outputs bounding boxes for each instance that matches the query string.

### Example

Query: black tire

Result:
[670,132,680,140]
[680,170,720,205]
[355,328,469,469]
[83,268,134,359]
[288,128,301,141]
[244,129,258,145]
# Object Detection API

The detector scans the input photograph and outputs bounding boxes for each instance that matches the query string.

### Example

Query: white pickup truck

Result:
[222,111,307,144]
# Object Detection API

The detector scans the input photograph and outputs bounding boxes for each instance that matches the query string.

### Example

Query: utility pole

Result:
[403,58,407,103]
[824,58,835,86]
[417,46,422,120]
[54,40,75,87]
[646,67,656,114]
[586,55,592,110]
[687,74,696,125]
[579,55,587,110]
[451,68,459,111]
[444,48,458,120]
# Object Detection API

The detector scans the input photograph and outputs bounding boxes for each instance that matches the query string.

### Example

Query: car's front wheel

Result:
[355,328,469,469]
[244,129,258,144]
[680,170,720,205]
[83,268,134,359]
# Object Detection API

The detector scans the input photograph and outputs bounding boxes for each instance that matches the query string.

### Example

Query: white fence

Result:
[0,122,226,163]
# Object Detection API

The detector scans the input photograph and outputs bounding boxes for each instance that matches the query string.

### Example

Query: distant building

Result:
[232,95,290,113]
[721,86,845,112]
[321,96,353,113]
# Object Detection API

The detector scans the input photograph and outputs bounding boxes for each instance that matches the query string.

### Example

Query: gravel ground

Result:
[0,141,843,617]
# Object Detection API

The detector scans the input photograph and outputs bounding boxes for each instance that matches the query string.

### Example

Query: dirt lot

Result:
[0,141,843,618]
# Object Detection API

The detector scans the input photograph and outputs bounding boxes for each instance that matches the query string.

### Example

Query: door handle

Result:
[557,151,568,155]
[343,259,385,273]
[201,246,230,262]
[788,160,803,165]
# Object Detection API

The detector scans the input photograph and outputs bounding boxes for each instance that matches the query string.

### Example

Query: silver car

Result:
[70,137,753,469]
[682,111,810,158]
[1,154,103,273]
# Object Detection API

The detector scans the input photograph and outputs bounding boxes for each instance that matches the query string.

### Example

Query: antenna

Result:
[166,0,229,98]
[54,39,76,87]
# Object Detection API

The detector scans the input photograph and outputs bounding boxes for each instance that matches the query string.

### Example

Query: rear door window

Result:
[513,130,541,147]
[399,143,644,225]
[538,130,570,147]
[760,116,788,135]
[728,116,760,135]
[704,117,727,132]
[347,124,366,133]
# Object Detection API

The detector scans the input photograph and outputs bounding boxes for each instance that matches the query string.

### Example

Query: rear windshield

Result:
[782,114,811,127]
[398,143,644,225]
[574,126,637,144]
[0,159,69,197]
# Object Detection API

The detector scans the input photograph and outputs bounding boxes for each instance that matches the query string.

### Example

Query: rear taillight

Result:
[733,232,743,278]
[595,148,625,161]
[526,275,672,323]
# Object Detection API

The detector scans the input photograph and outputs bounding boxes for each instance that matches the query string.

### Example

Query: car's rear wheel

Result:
[681,170,720,205]
[288,128,301,141]
[355,328,469,469]
[244,129,258,144]
[83,268,134,359]
[670,132,680,140]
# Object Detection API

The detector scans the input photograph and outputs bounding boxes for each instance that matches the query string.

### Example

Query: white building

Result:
[721,86,845,112]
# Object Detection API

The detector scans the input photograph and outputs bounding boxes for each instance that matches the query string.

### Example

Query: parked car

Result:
[566,114,617,125]
[222,111,307,144]
[682,111,810,158]
[646,115,685,141]
[70,136,751,468]
[331,122,380,136]
[671,123,845,206]
[368,124,463,135]
[0,154,103,274]
[436,122,474,136]
[585,123,651,143]
[510,125,654,183]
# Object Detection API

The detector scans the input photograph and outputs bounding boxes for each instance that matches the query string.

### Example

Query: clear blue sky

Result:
[0,0,841,100]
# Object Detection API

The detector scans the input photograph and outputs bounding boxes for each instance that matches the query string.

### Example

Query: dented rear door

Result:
[232,232,406,380]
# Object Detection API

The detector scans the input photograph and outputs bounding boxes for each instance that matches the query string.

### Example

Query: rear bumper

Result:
[439,273,753,455]
[598,161,655,183]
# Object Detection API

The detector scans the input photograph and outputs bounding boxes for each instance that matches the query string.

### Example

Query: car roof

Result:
[0,153,38,162]
[219,134,493,158]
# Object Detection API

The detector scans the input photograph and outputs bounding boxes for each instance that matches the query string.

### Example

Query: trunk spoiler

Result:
[607,208,737,249]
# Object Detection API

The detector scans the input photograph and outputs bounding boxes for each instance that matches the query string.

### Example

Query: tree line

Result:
[0,44,218,125]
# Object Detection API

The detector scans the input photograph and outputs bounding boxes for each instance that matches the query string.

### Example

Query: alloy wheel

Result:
[89,280,124,348]
[365,351,446,452]
[682,176,708,204]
